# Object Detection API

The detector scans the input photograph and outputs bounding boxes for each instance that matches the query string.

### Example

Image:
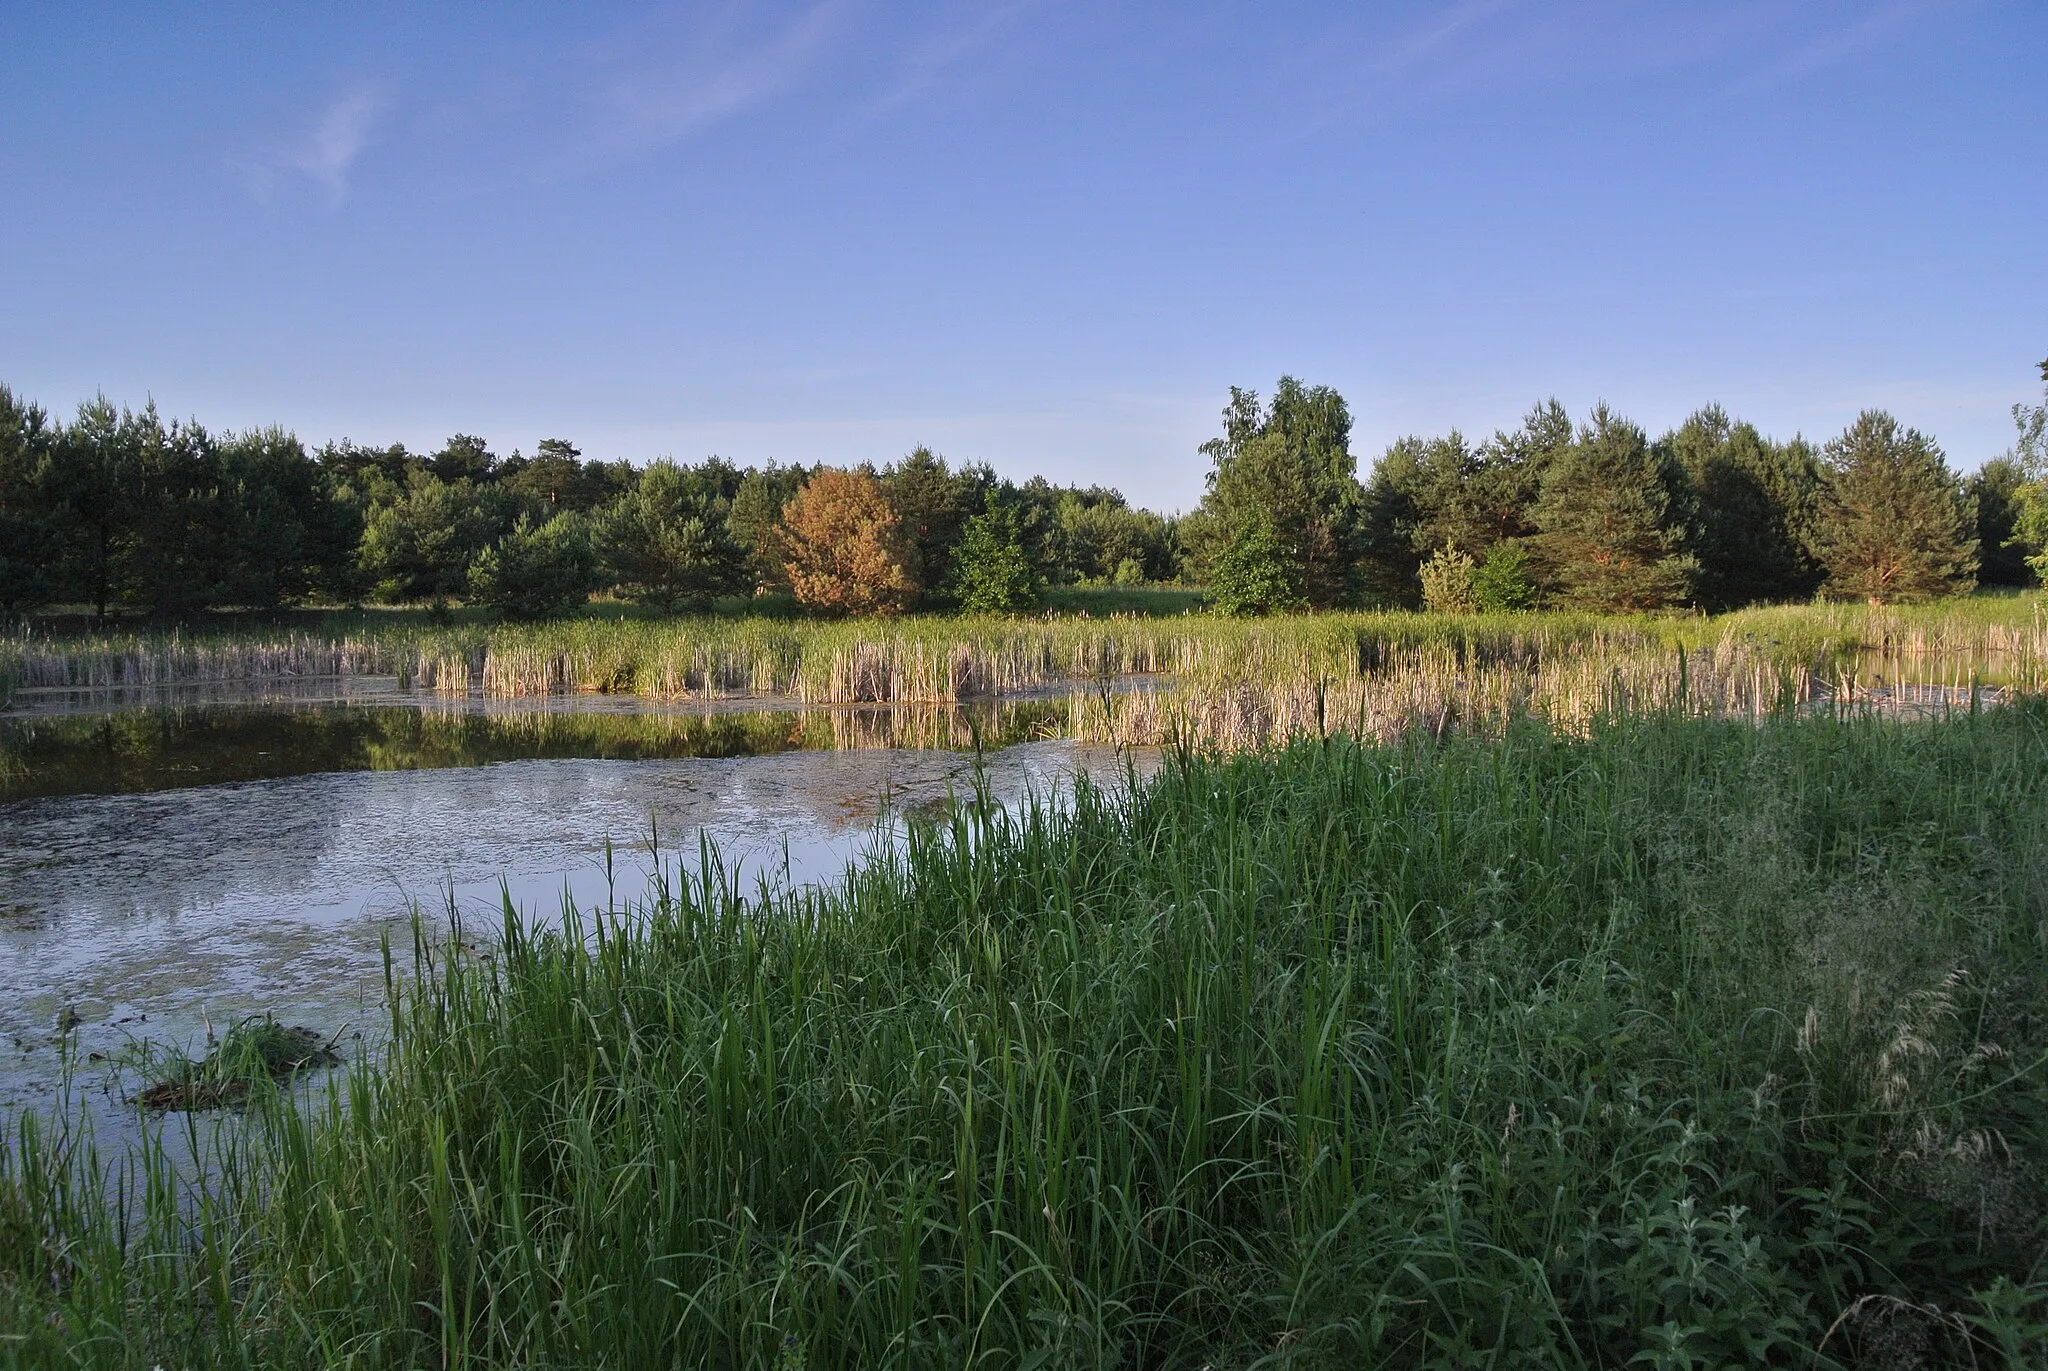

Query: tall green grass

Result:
[7,704,2048,1366]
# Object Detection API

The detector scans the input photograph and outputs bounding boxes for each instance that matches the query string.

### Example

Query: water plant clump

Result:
[4,705,2048,1365]
[133,1016,342,1111]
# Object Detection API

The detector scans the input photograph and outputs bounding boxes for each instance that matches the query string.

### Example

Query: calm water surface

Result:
[0,697,1151,1120]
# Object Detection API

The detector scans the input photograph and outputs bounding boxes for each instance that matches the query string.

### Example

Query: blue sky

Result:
[2,2,2042,511]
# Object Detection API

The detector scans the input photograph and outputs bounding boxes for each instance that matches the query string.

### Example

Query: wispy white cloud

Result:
[595,1,848,150]
[1738,0,1934,83]
[240,84,388,207]
[1368,0,1517,80]
[863,0,1045,113]
[1275,0,1940,146]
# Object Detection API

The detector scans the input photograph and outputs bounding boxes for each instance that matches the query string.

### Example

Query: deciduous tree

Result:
[948,493,1040,614]
[2005,361,2048,580]
[1188,378,1363,608]
[1971,457,2033,587]
[1471,540,1538,612]
[1207,516,1303,617]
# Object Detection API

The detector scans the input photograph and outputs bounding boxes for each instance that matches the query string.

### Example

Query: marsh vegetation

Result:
[7,361,2048,1364]
[4,697,2047,1366]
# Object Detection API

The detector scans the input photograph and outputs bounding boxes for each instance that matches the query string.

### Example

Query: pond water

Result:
[0,693,1152,1126]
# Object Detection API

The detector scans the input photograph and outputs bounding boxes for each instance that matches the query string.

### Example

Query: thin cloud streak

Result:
[595,0,848,150]
[240,84,388,207]
[862,0,1045,114]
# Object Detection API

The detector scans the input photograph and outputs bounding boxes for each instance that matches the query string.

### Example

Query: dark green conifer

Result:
[1809,411,1976,604]
[1531,405,1695,611]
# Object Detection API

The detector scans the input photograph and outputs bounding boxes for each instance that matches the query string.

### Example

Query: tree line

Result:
[0,388,1174,619]
[0,367,2041,620]
[1184,366,2046,614]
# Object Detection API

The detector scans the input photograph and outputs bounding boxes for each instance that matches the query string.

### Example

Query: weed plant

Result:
[133,1018,343,1112]
[5,703,2048,1366]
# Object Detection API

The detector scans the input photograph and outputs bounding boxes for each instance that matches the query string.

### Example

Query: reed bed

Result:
[5,599,2045,714]
[1068,636,2010,752]
[6,704,2048,1366]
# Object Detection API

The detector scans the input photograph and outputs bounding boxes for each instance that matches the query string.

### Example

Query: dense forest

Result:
[1,365,2042,621]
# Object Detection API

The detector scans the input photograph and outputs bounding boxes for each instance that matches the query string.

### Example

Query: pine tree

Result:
[1809,411,1976,605]
[1418,543,1478,613]
[596,460,746,611]
[124,407,228,619]
[215,427,358,609]
[358,473,519,603]
[50,397,143,621]
[0,385,60,614]
[1531,405,1695,611]
[468,512,598,619]
[727,463,809,594]
[778,468,917,616]
[1661,405,1823,609]
[1357,400,1570,608]
[884,447,986,599]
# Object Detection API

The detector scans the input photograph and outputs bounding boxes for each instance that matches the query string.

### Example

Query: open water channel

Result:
[0,679,1153,1130]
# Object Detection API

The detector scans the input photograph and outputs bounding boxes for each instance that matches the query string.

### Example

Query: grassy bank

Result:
[6,705,2048,1366]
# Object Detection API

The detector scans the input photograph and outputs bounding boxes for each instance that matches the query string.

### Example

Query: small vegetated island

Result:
[4,368,2048,1365]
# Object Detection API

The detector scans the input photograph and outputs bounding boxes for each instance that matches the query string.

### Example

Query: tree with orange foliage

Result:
[779,467,918,615]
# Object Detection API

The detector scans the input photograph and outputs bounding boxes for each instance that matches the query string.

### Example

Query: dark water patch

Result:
[0,696,1075,801]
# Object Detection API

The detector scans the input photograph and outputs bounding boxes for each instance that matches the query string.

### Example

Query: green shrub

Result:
[948,495,1041,613]
[1473,538,1539,611]
[1207,517,1303,616]
[467,512,598,619]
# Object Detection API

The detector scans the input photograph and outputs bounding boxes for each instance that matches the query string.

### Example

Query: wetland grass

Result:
[6,703,2048,1366]
[5,597,2044,716]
